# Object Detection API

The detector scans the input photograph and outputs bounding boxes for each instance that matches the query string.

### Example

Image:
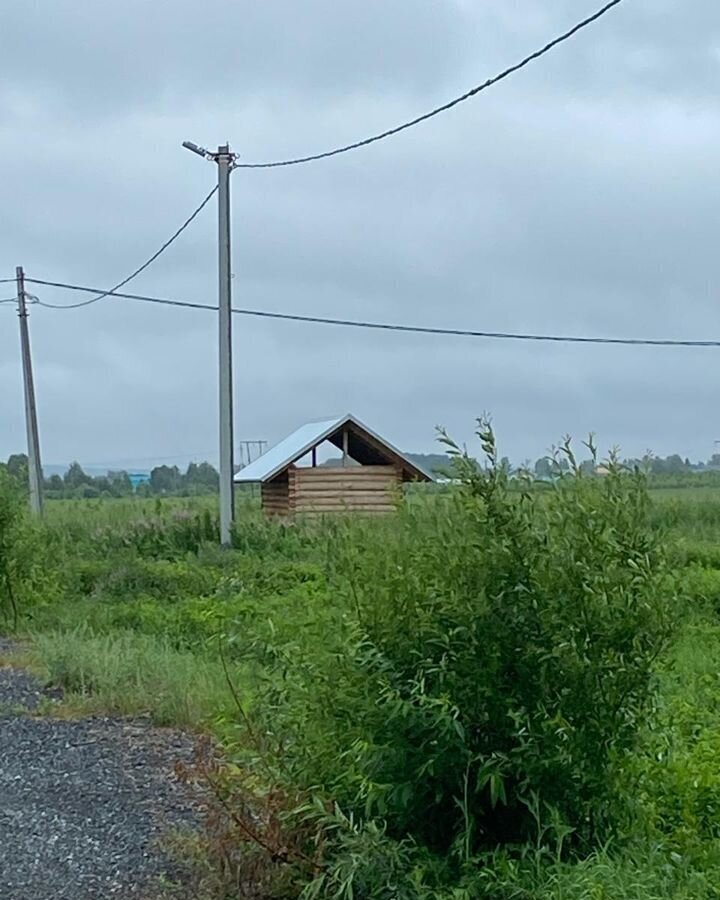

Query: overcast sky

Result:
[1,0,718,470]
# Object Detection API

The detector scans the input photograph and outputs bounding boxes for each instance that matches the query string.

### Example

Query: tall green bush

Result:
[233,421,675,896]
[0,471,57,625]
[0,470,22,626]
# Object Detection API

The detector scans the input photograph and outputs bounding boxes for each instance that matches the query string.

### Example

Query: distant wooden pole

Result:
[342,428,348,467]
[312,446,317,468]
[16,266,44,515]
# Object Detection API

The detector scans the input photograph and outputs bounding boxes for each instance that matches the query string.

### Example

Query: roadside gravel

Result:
[0,644,206,899]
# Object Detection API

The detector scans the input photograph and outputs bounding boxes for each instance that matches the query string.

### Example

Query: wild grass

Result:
[6,444,720,897]
[28,628,239,728]
[648,488,720,540]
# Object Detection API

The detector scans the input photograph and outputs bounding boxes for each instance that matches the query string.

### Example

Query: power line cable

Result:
[0,293,40,308]
[234,0,625,170]
[33,279,212,312]
[26,276,720,349]
[43,186,218,310]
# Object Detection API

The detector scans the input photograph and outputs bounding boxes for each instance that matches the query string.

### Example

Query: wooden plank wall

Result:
[262,480,290,516]
[290,465,399,515]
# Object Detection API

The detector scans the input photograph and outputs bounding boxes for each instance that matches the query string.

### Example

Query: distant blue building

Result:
[128,472,151,490]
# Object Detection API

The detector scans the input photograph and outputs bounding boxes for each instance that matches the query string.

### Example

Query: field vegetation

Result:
[2,424,720,898]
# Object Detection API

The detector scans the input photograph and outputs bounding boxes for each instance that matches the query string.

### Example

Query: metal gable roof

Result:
[233,413,432,483]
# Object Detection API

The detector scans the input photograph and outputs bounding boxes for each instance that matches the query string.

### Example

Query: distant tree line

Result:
[415,451,720,482]
[1,454,220,499]
[532,452,720,480]
[412,450,720,480]
[3,448,720,500]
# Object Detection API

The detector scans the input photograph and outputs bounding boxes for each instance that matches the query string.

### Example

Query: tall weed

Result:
[31,628,236,727]
[226,422,675,896]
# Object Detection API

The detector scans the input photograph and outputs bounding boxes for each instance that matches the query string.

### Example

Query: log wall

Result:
[261,479,290,517]
[290,465,399,515]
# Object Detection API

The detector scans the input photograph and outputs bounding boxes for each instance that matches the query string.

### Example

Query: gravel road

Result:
[0,645,205,899]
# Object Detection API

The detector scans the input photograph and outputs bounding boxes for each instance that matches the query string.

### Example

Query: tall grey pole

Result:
[217,145,235,546]
[15,266,44,515]
[182,139,237,545]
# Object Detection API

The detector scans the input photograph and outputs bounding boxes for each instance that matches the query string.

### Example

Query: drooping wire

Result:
[0,292,40,308]
[25,276,720,349]
[234,0,625,169]
[31,279,213,312]
[39,186,218,310]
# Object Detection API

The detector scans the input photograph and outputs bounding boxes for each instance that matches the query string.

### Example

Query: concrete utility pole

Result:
[15,266,44,515]
[183,141,237,545]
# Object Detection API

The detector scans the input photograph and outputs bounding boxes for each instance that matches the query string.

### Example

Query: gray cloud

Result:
[2,0,720,471]
[0,0,469,116]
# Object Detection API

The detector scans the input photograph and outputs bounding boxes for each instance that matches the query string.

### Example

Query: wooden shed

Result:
[234,413,432,517]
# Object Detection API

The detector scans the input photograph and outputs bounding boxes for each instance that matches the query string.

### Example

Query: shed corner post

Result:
[289,466,297,517]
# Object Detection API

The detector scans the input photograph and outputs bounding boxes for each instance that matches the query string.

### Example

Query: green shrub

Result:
[680,566,720,615]
[469,844,720,900]
[231,423,675,896]
[0,472,64,624]
[0,470,22,626]
[670,540,720,570]
[91,506,219,558]
[91,556,219,602]
[633,623,720,858]
[230,515,323,559]
[651,495,720,529]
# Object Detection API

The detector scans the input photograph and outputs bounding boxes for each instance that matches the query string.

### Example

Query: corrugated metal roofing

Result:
[233,413,432,483]
[234,417,340,483]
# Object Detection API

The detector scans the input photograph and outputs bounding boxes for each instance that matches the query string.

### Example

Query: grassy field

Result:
[4,450,720,898]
